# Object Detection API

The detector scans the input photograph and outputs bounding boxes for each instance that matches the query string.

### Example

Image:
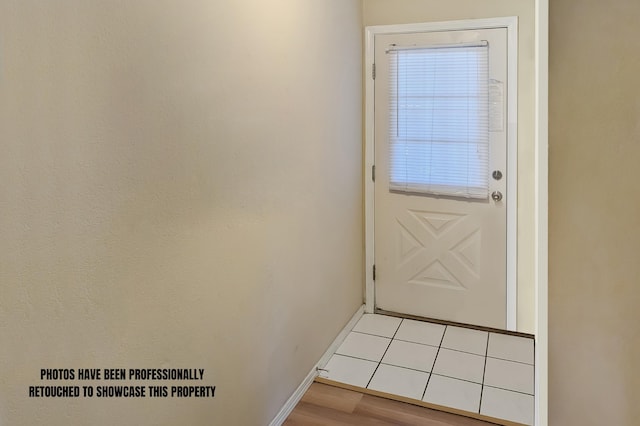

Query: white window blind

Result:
[388,42,490,199]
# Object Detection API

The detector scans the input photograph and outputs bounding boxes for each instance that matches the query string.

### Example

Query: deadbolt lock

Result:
[492,170,503,180]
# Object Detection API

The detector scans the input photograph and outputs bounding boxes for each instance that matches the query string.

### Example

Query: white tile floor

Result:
[320,314,535,425]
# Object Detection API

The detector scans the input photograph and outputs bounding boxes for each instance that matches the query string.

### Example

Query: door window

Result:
[388,43,490,199]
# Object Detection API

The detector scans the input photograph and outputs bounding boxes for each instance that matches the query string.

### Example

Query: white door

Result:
[374,28,509,329]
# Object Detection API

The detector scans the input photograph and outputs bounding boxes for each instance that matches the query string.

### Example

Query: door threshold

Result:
[374,308,534,339]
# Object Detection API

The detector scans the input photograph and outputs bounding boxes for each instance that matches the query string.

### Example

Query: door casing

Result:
[364,17,519,330]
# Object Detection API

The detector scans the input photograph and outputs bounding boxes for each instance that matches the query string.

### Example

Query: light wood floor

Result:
[284,382,498,426]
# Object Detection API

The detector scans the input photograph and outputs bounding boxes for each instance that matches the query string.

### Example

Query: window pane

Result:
[388,44,490,199]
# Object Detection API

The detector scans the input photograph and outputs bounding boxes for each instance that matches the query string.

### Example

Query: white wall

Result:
[0,1,363,424]
[363,0,536,333]
[549,0,640,423]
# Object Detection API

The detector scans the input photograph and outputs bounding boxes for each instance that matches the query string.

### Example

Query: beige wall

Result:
[0,1,363,425]
[363,0,536,333]
[549,0,640,424]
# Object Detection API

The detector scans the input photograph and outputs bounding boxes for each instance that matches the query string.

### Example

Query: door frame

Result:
[534,1,549,424]
[364,17,519,329]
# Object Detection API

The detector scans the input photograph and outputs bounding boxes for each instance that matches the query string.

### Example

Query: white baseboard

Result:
[268,304,365,426]
[316,304,365,371]
[267,364,318,426]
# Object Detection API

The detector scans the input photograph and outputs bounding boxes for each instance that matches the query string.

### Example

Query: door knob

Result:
[491,191,503,202]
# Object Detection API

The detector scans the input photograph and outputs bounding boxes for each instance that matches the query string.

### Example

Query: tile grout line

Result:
[481,383,535,397]
[478,332,490,414]
[354,331,441,349]
[433,346,487,358]
[331,353,381,364]
[425,372,480,387]
[486,354,535,366]
[364,318,404,389]
[392,337,440,349]
[421,325,447,401]
[376,362,433,375]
